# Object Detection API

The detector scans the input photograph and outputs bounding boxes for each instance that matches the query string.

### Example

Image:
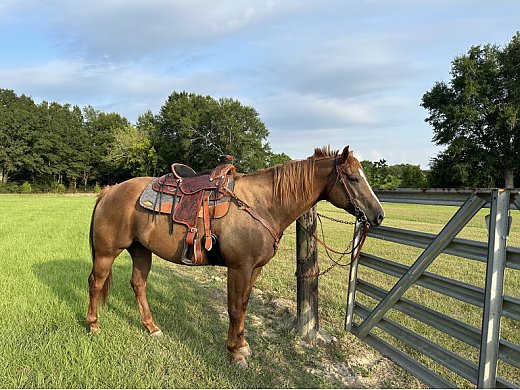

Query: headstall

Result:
[332,153,368,225]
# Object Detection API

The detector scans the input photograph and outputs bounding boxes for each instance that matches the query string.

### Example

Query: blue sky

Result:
[1,1,519,168]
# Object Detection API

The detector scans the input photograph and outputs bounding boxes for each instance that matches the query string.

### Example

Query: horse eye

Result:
[348,176,359,183]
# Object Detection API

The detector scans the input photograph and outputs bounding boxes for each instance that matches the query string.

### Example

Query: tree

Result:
[156,91,271,172]
[105,125,158,177]
[82,106,129,185]
[33,102,88,188]
[400,164,427,188]
[0,89,38,184]
[268,152,292,167]
[136,110,160,176]
[422,32,520,188]
[362,159,401,189]
[362,160,427,189]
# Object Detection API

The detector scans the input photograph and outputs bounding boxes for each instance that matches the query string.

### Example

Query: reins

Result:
[219,186,281,251]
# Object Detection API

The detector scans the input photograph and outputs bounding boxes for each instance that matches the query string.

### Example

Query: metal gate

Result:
[345,189,520,388]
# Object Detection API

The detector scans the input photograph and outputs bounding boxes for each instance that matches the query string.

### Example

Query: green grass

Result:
[0,194,518,388]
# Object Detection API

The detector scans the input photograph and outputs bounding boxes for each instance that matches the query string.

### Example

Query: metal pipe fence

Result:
[344,189,520,388]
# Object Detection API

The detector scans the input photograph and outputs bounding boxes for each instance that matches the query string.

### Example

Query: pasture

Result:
[0,194,518,388]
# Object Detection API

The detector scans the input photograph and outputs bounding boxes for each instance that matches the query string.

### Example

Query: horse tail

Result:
[90,186,113,305]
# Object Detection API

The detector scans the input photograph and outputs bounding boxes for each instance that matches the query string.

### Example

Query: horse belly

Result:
[134,211,218,266]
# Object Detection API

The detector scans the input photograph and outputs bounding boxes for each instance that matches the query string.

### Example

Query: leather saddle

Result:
[139,156,236,265]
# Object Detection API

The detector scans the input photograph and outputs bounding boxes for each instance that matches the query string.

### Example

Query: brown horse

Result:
[87,145,384,367]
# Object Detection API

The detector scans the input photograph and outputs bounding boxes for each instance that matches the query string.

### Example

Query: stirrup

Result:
[181,241,195,265]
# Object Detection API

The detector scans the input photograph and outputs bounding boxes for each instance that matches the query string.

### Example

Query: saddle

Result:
[139,156,236,265]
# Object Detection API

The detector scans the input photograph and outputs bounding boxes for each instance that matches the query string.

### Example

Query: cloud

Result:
[0,0,20,22]
[0,58,253,120]
[256,91,416,131]
[24,0,302,62]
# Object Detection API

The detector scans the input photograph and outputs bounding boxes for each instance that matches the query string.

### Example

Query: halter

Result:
[330,153,367,224]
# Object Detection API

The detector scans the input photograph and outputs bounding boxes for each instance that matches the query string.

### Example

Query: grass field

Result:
[0,194,518,388]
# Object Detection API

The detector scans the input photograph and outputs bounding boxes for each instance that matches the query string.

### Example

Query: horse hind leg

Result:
[128,242,162,336]
[87,252,119,333]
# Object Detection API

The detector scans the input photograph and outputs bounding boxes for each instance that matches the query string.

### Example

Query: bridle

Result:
[329,153,368,226]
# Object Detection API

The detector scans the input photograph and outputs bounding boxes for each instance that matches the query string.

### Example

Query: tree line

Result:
[0,87,429,193]
[0,90,289,192]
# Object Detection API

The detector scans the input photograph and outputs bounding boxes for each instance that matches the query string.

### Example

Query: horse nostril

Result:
[377,213,384,224]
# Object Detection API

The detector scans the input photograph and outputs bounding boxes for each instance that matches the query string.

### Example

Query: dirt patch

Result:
[172,266,420,388]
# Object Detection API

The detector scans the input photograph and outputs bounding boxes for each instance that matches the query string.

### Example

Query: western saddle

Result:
[140,155,236,265]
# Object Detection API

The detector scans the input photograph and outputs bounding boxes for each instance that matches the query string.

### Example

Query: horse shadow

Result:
[32,257,342,388]
[31,256,228,346]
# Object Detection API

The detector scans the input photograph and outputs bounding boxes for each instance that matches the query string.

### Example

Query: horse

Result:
[87,145,384,367]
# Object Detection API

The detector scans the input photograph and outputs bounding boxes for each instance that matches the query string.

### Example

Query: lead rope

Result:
[296,213,370,278]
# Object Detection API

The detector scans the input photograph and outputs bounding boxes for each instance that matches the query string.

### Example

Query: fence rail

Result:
[374,188,520,210]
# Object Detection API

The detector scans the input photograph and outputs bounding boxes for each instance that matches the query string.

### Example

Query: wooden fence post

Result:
[296,205,319,341]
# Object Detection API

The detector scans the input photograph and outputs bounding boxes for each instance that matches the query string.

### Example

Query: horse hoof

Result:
[238,345,252,358]
[233,357,248,369]
[150,329,163,337]
[88,325,101,334]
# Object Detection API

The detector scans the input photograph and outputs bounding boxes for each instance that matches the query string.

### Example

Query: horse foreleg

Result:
[226,266,262,367]
[128,242,162,336]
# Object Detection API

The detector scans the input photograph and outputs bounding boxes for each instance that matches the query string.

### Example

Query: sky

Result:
[1,1,519,168]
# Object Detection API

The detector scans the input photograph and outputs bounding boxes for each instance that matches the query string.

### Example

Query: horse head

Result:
[326,146,385,227]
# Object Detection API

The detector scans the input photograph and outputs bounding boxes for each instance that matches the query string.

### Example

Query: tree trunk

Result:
[83,171,89,191]
[504,169,514,189]
[1,164,7,184]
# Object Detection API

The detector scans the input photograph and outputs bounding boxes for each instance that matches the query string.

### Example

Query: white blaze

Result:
[358,168,383,211]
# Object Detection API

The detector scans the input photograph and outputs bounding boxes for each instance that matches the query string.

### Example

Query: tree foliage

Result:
[361,160,427,189]
[422,32,520,188]
[0,89,133,190]
[105,125,158,177]
[156,92,271,173]
[268,152,292,167]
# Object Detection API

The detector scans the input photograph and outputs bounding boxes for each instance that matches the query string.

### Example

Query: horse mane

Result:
[273,146,337,207]
[314,145,362,170]
[313,145,338,159]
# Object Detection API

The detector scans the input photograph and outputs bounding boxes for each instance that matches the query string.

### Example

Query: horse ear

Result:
[340,146,350,163]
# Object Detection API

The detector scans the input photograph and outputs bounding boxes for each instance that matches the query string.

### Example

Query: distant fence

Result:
[296,189,520,388]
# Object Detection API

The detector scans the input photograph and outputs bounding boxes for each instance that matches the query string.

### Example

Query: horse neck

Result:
[237,158,333,234]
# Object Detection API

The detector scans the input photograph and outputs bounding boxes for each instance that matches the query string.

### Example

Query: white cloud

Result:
[256,91,417,132]
[29,0,302,62]
[0,58,253,120]
[0,0,19,22]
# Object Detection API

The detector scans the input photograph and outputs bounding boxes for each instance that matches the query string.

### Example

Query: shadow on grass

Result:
[33,258,341,388]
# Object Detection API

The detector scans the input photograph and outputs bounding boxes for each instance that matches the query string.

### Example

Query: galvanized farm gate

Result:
[343,188,520,388]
